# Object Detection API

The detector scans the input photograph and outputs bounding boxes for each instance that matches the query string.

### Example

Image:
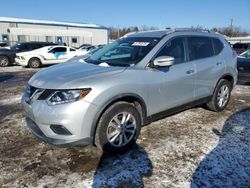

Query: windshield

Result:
[85,37,160,67]
[10,43,21,50]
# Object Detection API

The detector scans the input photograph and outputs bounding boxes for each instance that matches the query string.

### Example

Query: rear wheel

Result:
[0,56,10,67]
[206,79,232,112]
[95,102,141,154]
[28,58,41,68]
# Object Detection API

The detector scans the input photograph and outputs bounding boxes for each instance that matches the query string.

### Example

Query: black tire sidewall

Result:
[0,56,10,67]
[95,102,141,154]
[213,80,232,111]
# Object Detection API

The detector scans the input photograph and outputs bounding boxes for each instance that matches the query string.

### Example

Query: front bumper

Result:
[22,95,99,147]
[26,117,92,147]
[15,58,28,66]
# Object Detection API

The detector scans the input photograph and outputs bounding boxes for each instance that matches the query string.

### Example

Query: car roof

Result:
[125,29,221,39]
[125,30,168,38]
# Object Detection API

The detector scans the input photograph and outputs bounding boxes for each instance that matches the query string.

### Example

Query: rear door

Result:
[187,36,225,99]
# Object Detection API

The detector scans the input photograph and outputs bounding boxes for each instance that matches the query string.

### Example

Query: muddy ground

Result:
[0,66,250,188]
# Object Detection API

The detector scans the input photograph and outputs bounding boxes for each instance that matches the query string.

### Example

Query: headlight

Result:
[46,89,91,105]
[21,56,25,60]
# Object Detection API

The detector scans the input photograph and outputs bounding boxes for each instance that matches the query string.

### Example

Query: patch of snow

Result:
[0,94,22,105]
[98,62,110,67]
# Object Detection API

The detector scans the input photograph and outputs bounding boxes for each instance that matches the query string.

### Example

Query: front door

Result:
[147,37,196,115]
[46,47,68,64]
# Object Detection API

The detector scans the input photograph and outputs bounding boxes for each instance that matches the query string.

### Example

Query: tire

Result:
[0,55,10,67]
[95,102,141,154]
[206,79,232,112]
[28,58,41,68]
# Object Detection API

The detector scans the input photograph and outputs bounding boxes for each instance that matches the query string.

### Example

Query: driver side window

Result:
[49,47,67,53]
[155,37,187,64]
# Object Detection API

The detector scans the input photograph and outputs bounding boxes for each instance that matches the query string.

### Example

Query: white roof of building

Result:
[0,16,107,29]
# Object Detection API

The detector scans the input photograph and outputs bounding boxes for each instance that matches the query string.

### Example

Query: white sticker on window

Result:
[132,42,150,46]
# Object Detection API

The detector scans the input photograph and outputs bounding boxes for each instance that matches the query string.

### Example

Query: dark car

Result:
[237,50,250,84]
[233,42,250,55]
[0,41,57,67]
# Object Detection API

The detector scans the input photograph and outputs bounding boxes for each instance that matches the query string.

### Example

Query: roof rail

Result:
[172,28,211,33]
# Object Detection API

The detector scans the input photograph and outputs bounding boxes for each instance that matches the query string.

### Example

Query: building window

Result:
[9,23,16,27]
[46,36,53,42]
[17,35,26,42]
[2,34,9,42]
[72,37,77,43]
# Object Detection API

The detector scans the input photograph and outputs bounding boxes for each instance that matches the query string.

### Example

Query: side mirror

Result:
[153,56,174,67]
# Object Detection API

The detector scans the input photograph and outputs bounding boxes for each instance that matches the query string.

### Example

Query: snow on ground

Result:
[0,66,250,188]
[0,94,22,105]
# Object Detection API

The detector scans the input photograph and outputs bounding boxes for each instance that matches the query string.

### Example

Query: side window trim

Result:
[150,36,188,65]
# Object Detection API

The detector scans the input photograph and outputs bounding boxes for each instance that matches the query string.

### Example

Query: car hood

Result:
[0,48,12,52]
[29,61,126,89]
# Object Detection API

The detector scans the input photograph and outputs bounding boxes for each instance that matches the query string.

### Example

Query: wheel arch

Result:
[214,73,234,93]
[90,93,147,144]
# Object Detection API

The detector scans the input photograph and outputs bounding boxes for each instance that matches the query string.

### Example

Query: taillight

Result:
[232,50,237,59]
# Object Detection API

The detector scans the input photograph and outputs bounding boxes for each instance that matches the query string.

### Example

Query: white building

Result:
[226,36,250,44]
[0,17,108,47]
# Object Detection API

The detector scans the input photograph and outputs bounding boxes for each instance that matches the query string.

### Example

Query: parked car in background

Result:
[16,46,87,68]
[22,29,237,154]
[0,41,57,67]
[233,42,250,55]
[78,44,96,52]
[237,49,250,84]
[68,45,105,62]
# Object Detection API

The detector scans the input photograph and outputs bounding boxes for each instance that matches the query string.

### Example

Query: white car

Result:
[15,46,88,68]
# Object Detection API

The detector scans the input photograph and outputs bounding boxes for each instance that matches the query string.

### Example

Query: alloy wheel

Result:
[106,112,136,147]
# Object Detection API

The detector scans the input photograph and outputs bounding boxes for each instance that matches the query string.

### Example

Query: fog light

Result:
[50,124,72,135]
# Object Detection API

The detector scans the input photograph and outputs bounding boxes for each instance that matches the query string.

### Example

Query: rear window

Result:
[212,38,224,55]
[188,37,214,60]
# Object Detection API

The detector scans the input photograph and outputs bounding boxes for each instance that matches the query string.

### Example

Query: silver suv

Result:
[22,29,238,153]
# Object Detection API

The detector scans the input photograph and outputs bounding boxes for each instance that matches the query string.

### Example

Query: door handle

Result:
[216,62,222,66]
[186,70,195,74]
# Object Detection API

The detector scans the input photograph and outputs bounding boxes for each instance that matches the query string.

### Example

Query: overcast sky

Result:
[1,0,250,31]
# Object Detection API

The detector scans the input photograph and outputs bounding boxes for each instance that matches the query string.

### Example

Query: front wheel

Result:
[28,58,41,68]
[0,56,10,67]
[95,102,141,154]
[206,79,232,112]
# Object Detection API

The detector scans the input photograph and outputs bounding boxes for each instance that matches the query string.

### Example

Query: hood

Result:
[29,61,126,89]
[0,48,11,52]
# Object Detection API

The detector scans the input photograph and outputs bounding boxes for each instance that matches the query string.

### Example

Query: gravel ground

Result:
[0,66,250,188]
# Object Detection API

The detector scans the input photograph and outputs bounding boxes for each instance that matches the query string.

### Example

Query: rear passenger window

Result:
[188,37,214,60]
[156,37,186,64]
[212,38,223,55]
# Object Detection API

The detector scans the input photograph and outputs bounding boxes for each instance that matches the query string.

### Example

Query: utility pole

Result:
[117,25,120,39]
[230,18,233,29]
